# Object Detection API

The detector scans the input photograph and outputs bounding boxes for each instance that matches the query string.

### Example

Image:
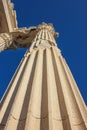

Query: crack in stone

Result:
[0,123,6,127]
[10,114,26,121]
[73,121,86,126]
[53,117,68,121]
[31,114,48,119]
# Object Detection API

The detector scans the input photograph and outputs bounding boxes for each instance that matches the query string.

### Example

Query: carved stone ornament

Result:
[0,0,17,33]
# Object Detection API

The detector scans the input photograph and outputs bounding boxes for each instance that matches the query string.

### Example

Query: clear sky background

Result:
[0,0,87,105]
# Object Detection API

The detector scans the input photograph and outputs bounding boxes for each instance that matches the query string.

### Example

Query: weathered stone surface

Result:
[0,0,17,33]
[0,23,87,130]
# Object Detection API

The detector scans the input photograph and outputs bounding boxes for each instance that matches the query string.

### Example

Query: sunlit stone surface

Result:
[0,23,87,130]
[0,1,87,130]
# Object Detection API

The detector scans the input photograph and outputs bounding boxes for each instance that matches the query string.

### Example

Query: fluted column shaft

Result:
[0,23,87,130]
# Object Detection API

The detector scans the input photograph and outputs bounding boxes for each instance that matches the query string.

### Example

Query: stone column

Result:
[0,23,87,130]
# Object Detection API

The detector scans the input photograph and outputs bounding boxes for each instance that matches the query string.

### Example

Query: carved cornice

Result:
[9,23,59,49]
[9,27,37,49]
[0,23,59,51]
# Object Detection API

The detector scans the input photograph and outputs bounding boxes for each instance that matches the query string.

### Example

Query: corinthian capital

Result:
[0,33,13,52]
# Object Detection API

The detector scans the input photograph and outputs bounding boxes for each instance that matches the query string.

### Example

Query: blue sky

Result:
[0,0,87,104]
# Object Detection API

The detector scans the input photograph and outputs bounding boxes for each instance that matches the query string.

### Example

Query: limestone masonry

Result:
[0,0,87,130]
